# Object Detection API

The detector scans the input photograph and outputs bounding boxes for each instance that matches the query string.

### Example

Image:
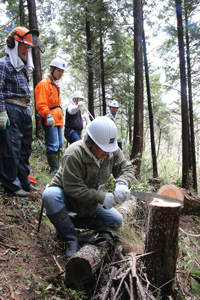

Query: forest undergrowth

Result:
[0,138,200,299]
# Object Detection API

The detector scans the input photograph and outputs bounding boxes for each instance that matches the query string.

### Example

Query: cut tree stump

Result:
[144,199,181,297]
[65,244,107,285]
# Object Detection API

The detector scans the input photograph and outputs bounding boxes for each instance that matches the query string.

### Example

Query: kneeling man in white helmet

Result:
[43,116,134,259]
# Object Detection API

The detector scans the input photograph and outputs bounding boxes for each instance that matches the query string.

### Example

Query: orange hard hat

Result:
[7,26,45,52]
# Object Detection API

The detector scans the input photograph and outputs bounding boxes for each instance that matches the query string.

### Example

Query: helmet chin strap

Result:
[51,67,56,80]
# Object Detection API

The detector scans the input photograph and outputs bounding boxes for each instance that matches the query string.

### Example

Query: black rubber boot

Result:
[47,207,79,259]
[47,151,59,174]
[69,214,100,230]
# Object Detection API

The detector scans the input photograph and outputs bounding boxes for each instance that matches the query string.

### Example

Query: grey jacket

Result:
[50,140,134,217]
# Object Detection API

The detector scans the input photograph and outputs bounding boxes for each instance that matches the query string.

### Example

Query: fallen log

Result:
[144,198,181,297]
[65,244,107,285]
[117,199,137,221]
[127,184,200,218]
[157,183,200,216]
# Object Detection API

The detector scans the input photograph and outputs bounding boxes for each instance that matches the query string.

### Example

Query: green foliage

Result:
[103,174,115,193]
[23,253,31,263]
[191,271,200,296]
[55,279,86,299]
[191,276,200,295]
[24,273,36,293]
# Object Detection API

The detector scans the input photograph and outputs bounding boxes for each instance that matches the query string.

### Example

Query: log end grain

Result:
[157,184,184,201]
[65,244,104,285]
[66,257,92,285]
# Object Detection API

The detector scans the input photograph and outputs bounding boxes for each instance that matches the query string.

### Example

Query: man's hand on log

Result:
[114,182,130,204]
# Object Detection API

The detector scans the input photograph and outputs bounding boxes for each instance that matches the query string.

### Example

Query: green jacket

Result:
[106,113,126,142]
[50,139,134,217]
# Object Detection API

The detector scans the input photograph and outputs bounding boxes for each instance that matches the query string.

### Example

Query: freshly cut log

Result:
[157,183,184,202]
[158,183,200,216]
[144,199,181,297]
[65,244,106,285]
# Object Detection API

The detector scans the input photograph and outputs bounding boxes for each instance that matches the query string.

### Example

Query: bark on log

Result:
[117,199,137,221]
[65,244,107,285]
[144,199,181,297]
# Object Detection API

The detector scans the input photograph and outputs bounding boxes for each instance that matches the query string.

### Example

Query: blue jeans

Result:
[43,186,123,229]
[64,129,81,145]
[44,125,63,153]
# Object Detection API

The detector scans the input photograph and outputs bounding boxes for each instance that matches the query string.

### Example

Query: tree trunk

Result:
[130,0,143,177]
[144,200,181,297]
[19,0,24,26]
[85,8,94,118]
[175,0,190,189]
[142,10,158,178]
[100,24,106,116]
[27,0,43,137]
[65,244,106,285]
[185,9,197,192]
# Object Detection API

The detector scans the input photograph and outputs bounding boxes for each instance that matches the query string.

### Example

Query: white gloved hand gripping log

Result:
[103,193,117,209]
[114,181,130,204]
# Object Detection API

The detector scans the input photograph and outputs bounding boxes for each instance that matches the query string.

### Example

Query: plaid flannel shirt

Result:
[0,55,31,112]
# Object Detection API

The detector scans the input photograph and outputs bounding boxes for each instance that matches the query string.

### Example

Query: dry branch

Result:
[101,266,117,300]
[112,267,131,300]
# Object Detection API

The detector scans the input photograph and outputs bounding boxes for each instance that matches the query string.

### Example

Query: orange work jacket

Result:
[35,75,63,126]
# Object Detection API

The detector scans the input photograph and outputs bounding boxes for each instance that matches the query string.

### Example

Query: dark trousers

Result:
[0,103,33,192]
[64,129,81,145]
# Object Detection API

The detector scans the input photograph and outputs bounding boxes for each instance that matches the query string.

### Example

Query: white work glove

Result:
[46,113,55,127]
[78,101,85,109]
[122,138,126,147]
[114,182,130,204]
[0,111,10,131]
[82,112,91,125]
[103,193,117,209]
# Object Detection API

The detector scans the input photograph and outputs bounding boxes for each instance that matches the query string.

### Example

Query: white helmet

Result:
[72,91,84,99]
[50,58,66,70]
[109,100,119,108]
[86,116,118,152]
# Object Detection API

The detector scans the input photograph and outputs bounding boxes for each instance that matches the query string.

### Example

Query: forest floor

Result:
[0,141,200,300]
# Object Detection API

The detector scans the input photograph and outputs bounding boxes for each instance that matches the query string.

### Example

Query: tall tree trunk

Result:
[142,11,158,178]
[85,8,94,118]
[27,0,43,138]
[175,0,190,189]
[19,0,24,26]
[128,75,133,145]
[185,9,197,191]
[100,26,106,116]
[130,0,143,177]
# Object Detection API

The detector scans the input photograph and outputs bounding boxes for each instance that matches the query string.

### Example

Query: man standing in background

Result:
[106,100,126,150]
[64,91,86,145]
[35,57,66,174]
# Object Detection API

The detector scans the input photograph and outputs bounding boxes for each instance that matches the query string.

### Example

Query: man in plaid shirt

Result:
[0,26,44,196]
